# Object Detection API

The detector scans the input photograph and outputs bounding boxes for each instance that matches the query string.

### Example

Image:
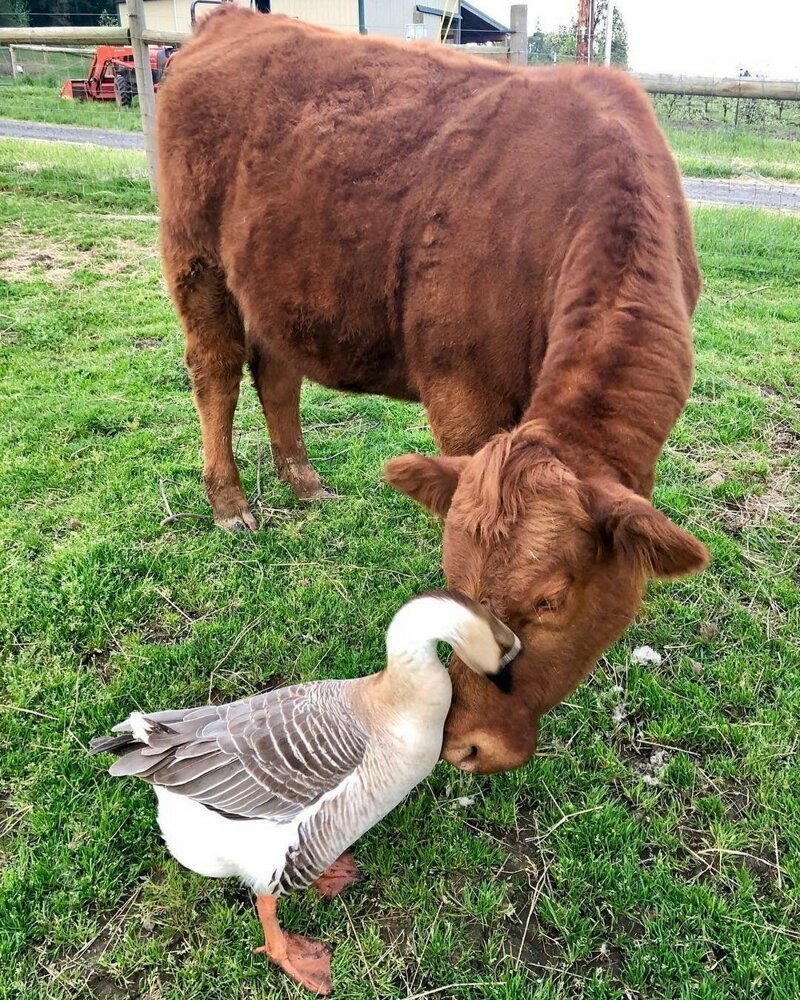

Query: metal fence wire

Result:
[0,44,94,82]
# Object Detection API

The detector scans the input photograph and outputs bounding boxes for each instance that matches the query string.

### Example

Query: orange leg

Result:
[254,894,332,996]
[312,851,361,899]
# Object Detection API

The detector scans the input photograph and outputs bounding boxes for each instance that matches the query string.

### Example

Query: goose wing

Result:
[93,681,369,821]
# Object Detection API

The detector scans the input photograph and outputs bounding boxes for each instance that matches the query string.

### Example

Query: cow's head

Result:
[385,425,708,774]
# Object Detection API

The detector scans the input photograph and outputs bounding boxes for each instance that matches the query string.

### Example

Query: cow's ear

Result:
[587,480,709,579]
[384,454,469,518]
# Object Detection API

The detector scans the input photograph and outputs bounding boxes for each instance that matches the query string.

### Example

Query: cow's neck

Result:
[522,269,694,498]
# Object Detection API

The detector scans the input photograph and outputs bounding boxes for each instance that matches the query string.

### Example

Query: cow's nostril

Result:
[449,744,480,771]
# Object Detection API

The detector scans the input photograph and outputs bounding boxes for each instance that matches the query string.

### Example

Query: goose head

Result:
[386,590,521,691]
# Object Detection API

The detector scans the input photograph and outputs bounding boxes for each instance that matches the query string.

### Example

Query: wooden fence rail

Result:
[7,43,96,55]
[140,29,189,46]
[0,27,129,45]
[632,73,800,102]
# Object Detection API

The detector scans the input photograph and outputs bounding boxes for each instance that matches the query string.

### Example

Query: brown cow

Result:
[158,9,708,774]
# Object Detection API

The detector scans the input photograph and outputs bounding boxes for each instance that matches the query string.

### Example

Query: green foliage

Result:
[654,92,800,133]
[23,0,113,27]
[0,0,28,28]
[593,0,628,67]
[528,1,628,67]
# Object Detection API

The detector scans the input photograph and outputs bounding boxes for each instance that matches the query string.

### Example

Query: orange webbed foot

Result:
[255,894,333,995]
[255,933,332,995]
[312,851,361,899]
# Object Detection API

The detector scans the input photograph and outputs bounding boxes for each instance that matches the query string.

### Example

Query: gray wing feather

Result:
[108,681,369,821]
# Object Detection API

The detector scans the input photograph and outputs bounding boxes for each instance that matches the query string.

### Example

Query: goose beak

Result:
[486,634,521,693]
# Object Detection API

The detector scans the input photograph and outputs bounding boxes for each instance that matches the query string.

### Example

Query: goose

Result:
[90,591,520,995]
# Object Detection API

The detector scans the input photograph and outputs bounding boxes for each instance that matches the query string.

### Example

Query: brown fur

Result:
[158,10,707,772]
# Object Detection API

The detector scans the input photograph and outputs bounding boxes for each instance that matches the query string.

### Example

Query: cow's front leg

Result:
[249,347,335,500]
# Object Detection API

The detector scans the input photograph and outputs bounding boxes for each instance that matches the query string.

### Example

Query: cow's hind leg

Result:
[171,259,256,532]
[248,346,334,500]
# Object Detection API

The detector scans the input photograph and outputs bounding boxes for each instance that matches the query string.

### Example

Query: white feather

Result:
[154,772,359,895]
[128,712,153,744]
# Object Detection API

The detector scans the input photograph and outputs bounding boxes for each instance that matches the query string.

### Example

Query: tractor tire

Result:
[114,72,133,108]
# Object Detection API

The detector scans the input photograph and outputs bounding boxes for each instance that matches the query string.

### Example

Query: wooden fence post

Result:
[126,0,158,196]
[9,44,18,79]
[509,5,527,67]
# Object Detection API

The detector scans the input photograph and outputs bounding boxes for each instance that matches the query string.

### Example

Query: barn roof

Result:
[416,2,511,43]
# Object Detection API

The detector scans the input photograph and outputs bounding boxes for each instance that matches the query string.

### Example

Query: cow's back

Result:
[157,10,698,402]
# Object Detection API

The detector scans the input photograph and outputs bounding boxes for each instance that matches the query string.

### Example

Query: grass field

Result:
[661,123,800,183]
[0,81,143,132]
[3,81,800,183]
[0,140,799,1000]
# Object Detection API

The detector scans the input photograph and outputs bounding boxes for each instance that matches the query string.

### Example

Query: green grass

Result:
[0,81,143,132]
[1,140,799,999]
[664,123,800,183]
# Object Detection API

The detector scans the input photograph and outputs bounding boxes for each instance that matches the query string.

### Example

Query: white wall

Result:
[363,0,411,39]
[117,0,358,34]
[117,0,250,33]
[271,0,360,32]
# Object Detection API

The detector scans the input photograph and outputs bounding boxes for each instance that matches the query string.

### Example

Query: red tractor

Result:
[61,45,175,106]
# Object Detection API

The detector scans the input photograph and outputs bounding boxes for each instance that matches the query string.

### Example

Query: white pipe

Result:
[604,0,614,65]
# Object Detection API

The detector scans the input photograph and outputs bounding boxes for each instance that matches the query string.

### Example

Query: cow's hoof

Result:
[299,487,338,501]
[214,509,258,532]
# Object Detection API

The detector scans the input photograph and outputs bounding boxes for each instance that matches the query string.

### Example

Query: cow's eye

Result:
[533,594,566,615]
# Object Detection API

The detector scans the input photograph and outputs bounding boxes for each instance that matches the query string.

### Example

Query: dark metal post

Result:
[358,0,366,34]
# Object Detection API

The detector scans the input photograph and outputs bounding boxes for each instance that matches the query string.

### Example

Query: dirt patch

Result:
[486,812,540,876]
[77,213,160,223]
[719,471,799,534]
[772,421,800,456]
[0,222,158,286]
[0,243,78,284]
[713,424,800,533]
[80,647,114,684]
[100,259,138,278]
[504,901,561,972]
[373,912,413,953]
[134,338,163,351]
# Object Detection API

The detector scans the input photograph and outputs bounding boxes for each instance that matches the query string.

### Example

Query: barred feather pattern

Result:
[99,680,370,821]
[276,741,414,894]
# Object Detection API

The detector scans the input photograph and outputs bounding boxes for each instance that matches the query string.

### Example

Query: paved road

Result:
[2,117,800,214]
[682,176,800,214]
[0,118,144,150]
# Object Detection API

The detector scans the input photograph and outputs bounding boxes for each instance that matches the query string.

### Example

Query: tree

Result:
[21,0,113,26]
[0,0,29,27]
[528,21,575,63]
[593,0,628,67]
[528,1,628,68]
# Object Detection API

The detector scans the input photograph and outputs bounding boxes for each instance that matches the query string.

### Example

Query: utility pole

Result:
[576,0,593,63]
[603,0,614,65]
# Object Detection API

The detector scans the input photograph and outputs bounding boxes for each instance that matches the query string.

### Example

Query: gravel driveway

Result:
[0,118,144,151]
[2,117,799,214]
